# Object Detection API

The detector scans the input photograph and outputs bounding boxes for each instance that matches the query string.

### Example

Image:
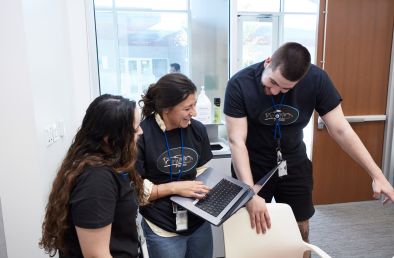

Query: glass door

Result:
[237,15,279,71]
[140,59,152,93]
[120,58,139,100]
[120,58,153,101]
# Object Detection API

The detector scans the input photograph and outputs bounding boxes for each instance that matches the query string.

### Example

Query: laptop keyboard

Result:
[195,179,243,217]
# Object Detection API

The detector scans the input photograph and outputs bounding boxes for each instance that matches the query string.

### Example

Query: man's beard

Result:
[261,85,272,96]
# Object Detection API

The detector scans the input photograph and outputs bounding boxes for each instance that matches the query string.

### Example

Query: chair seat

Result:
[222,203,330,258]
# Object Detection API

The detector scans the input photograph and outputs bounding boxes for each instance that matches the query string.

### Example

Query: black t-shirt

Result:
[136,116,213,235]
[224,61,342,167]
[60,166,139,258]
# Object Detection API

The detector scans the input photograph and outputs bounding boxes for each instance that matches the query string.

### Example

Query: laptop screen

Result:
[220,162,284,222]
[251,161,285,195]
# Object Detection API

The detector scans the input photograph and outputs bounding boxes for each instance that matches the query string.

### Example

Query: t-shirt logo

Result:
[156,147,199,173]
[259,104,299,125]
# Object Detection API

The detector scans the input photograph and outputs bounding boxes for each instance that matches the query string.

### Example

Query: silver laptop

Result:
[170,161,287,226]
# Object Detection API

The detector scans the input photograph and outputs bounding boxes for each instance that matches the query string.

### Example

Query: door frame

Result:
[382,28,394,189]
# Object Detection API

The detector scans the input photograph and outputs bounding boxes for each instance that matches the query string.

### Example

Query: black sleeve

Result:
[315,72,343,116]
[69,167,118,229]
[197,125,213,167]
[135,135,146,178]
[223,81,247,118]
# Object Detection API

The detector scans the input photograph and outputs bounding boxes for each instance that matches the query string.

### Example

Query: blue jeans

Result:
[141,218,213,258]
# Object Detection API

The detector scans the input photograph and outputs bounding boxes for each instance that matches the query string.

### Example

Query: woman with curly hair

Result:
[39,94,147,258]
[136,73,213,258]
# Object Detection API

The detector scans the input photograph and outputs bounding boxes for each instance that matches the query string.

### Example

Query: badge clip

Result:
[277,150,283,164]
[172,202,178,214]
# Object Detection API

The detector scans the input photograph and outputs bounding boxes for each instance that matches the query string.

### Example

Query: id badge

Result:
[176,210,188,231]
[278,160,288,177]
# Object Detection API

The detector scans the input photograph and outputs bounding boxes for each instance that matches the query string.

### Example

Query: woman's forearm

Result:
[148,183,176,201]
[144,164,209,203]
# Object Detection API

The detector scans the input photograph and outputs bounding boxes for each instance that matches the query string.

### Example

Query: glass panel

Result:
[94,0,113,7]
[95,0,229,132]
[95,12,119,95]
[190,0,229,128]
[284,0,318,13]
[283,14,317,64]
[152,59,168,81]
[120,59,139,96]
[242,21,272,69]
[128,60,139,93]
[112,12,188,101]
[115,0,187,10]
[283,14,318,159]
[238,0,280,12]
[140,60,151,92]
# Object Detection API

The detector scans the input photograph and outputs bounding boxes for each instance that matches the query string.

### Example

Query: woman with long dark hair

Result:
[137,73,214,258]
[39,94,147,258]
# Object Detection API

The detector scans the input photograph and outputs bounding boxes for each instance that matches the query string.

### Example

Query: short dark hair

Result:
[139,73,196,120]
[170,63,180,71]
[269,42,311,82]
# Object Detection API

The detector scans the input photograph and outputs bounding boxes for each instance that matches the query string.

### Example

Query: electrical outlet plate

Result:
[52,124,58,142]
[45,126,54,147]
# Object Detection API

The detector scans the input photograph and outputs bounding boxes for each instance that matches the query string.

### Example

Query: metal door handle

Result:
[317,115,386,129]
[346,117,365,123]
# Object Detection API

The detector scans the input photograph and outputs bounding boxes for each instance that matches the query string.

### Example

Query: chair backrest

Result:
[222,203,309,258]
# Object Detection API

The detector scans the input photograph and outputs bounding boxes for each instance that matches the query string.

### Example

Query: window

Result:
[91,0,317,144]
[94,0,229,111]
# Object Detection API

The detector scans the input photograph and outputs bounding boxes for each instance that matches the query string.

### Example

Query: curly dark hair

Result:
[39,94,147,257]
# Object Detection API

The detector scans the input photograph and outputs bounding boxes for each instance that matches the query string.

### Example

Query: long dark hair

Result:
[39,94,147,257]
[139,73,197,120]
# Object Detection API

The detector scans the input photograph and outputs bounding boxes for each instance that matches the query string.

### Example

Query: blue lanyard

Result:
[121,172,133,189]
[163,128,184,182]
[120,170,139,207]
[270,93,285,140]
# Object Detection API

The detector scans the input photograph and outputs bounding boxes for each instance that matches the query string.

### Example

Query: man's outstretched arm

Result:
[225,114,271,234]
[321,104,394,204]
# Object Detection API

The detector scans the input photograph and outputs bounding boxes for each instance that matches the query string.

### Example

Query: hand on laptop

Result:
[173,181,211,199]
[246,195,271,234]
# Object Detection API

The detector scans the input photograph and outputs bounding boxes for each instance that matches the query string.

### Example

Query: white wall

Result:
[0,0,92,257]
[21,0,92,198]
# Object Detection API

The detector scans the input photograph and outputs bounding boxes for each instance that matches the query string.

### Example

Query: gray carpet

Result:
[310,200,394,258]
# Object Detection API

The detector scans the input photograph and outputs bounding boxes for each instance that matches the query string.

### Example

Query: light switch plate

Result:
[52,124,58,142]
[45,126,54,147]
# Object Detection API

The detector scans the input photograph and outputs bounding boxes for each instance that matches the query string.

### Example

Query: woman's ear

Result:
[162,109,169,114]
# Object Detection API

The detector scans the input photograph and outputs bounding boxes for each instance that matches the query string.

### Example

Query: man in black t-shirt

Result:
[224,42,394,258]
